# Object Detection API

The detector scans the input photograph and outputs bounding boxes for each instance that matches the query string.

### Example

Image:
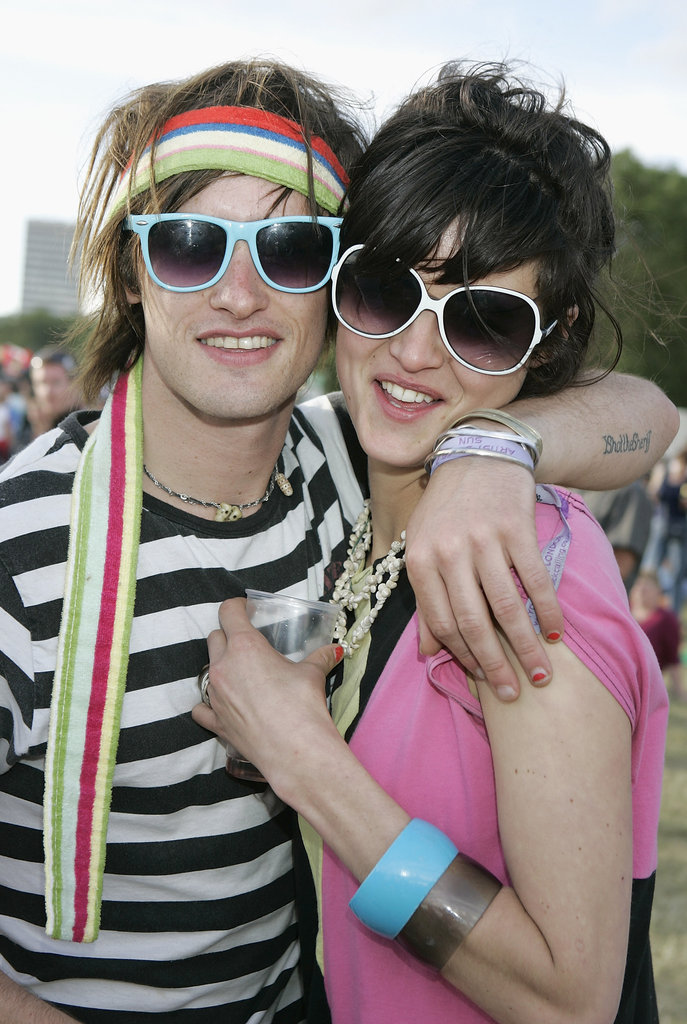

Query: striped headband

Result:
[112,105,349,215]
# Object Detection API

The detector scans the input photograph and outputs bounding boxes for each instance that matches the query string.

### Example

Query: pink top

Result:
[321,489,668,1024]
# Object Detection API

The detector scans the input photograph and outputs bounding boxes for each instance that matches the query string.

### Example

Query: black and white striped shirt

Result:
[0,395,363,1022]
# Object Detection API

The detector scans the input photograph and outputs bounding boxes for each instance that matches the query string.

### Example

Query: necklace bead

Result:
[143,464,280,521]
[330,500,406,655]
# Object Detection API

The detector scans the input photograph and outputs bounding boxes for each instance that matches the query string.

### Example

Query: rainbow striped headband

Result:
[112,105,349,215]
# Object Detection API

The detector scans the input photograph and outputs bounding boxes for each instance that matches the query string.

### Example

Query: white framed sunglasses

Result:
[124,213,342,294]
[332,244,558,375]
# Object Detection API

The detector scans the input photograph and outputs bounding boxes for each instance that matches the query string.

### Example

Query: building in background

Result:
[21,220,80,317]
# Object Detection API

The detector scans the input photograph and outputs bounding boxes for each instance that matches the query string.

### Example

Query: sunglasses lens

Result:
[257,222,335,290]
[443,290,536,371]
[148,220,226,289]
[335,256,421,335]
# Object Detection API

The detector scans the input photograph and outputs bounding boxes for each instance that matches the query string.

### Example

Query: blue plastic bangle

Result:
[349,819,458,938]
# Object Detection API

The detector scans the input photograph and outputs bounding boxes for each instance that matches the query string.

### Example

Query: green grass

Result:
[651,696,687,1023]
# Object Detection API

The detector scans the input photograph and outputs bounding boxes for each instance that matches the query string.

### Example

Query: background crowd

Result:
[583,460,687,703]
[0,343,95,464]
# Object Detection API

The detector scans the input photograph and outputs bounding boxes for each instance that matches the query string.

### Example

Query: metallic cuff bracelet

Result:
[400,853,502,971]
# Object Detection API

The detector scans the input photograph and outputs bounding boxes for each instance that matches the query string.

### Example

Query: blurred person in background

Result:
[579,480,653,591]
[631,569,685,703]
[643,450,687,611]
[0,370,15,463]
[28,345,83,437]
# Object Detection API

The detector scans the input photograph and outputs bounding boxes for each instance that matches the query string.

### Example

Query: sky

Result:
[1,0,685,318]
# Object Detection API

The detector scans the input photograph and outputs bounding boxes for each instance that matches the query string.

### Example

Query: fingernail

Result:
[496,685,517,701]
[546,631,562,642]
[334,645,345,663]
[473,667,486,681]
[531,669,548,685]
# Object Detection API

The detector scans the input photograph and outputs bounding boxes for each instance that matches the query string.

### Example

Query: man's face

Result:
[30,362,78,420]
[131,174,329,427]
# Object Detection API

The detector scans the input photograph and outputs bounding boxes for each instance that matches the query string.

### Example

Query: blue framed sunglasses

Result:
[124,213,342,294]
[332,244,558,376]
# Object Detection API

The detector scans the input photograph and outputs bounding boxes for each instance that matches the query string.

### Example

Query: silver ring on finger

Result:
[198,666,212,708]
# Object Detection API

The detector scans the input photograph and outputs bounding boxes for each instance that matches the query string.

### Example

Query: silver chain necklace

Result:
[142,464,292,522]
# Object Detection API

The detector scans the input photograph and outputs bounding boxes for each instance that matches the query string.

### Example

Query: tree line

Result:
[606,150,687,403]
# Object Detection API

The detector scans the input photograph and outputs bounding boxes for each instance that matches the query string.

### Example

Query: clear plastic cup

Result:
[226,591,339,782]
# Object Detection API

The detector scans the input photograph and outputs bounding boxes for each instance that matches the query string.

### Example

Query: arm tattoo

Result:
[602,430,652,455]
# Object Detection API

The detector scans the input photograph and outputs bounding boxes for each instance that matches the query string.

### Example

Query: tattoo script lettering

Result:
[602,430,652,455]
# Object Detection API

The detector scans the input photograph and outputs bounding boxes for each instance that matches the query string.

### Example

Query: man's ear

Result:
[124,244,144,305]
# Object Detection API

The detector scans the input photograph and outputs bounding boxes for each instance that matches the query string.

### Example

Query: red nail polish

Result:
[532,670,547,683]
[334,645,345,662]
[546,631,561,642]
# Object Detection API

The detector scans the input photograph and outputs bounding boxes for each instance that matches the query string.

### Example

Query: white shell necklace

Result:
[331,499,406,655]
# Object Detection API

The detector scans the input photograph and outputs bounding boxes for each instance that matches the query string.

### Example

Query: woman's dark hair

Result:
[341,62,621,397]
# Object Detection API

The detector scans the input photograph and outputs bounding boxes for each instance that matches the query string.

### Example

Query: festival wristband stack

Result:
[425,408,543,477]
[349,819,502,971]
[426,427,536,475]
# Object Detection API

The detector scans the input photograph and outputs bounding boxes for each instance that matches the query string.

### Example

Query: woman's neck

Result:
[366,460,426,562]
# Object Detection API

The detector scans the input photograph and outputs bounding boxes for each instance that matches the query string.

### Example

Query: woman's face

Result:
[335,254,543,473]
